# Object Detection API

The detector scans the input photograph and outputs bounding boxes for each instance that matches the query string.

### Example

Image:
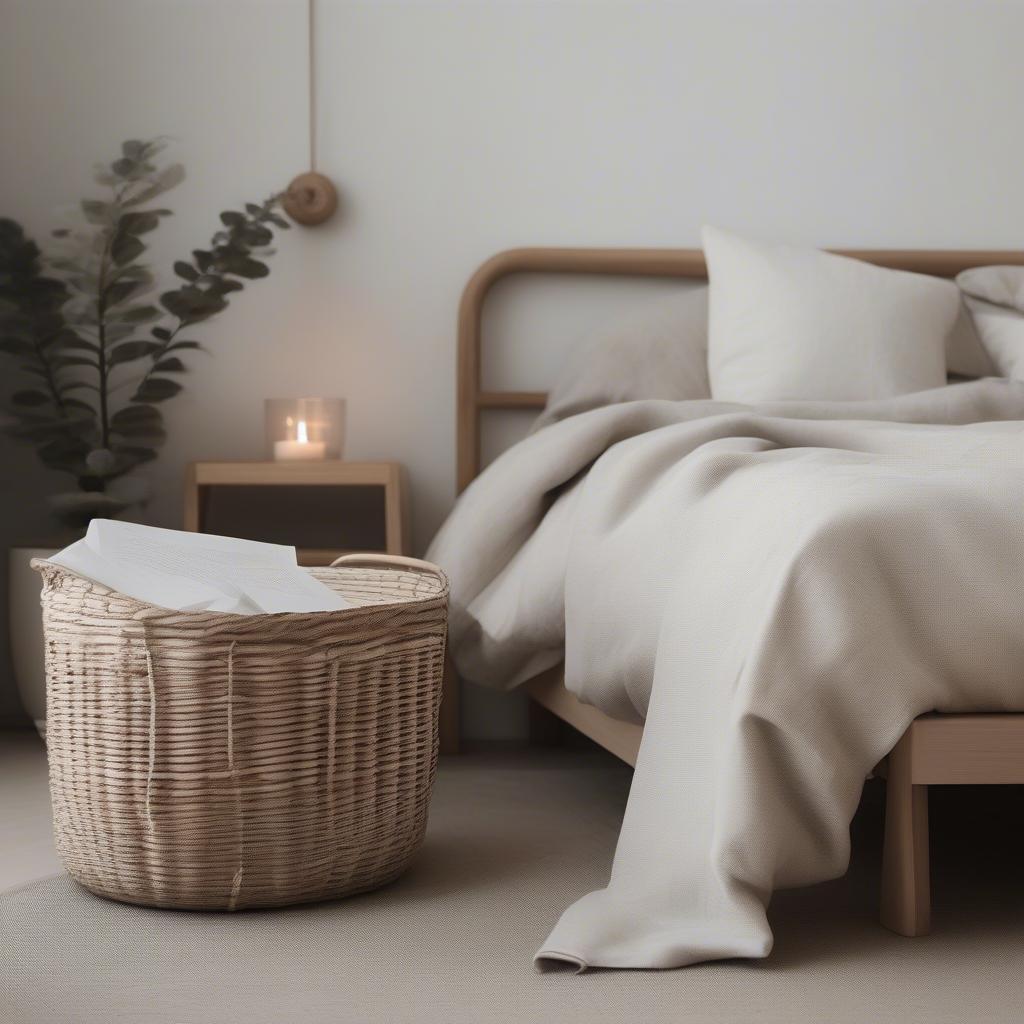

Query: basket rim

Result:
[31,556,449,624]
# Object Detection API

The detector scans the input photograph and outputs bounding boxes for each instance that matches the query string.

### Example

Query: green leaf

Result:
[8,425,65,445]
[51,355,98,370]
[104,278,150,307]
[133,377,182,403]
[219,211,245,228]
[267,214,290,230]
[206,277,244,295]
[111,303,161,325]
[111,233,145,266]
[109,340,161,365]
[153,356,185,373]
[111,231,147,264]
[37,436,89,471]
[192,249,213,272]
[123,164,185,207]
[111,403,162,429]
[227,257,269,280]
[151,326,172,341]
[159,288,226,324]
[113,263,155,282]
[110,405,165,441]
[189,303,227,324]
[61,336,101,353]
[11,389,49,407]
[81,199,110,224]
[103,323,137,343]
[157,163,185,191]
[42,319,71,337]
[119,211,161,235]
[167,340,202,352]
[0,337,33,356]
[6,418,82,444]
[121,140,145,160]
[111,157,138,178]
[241,225,273,247]
[173,261,198,281]
[62,397,96,415]
[158,291,190,320]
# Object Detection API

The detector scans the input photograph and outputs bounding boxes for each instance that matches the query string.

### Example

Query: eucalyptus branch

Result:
[32,335,69,418]
[131,191,289,403]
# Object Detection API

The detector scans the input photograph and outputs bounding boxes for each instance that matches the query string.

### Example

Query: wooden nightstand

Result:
[184,461,410,563]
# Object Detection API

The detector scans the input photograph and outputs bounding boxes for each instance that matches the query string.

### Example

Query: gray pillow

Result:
[533,287,710,431]
[957,266,1024,379]
[946,299,997,378]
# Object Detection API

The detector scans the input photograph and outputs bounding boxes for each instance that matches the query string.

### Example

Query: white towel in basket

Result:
[49,520,349,615]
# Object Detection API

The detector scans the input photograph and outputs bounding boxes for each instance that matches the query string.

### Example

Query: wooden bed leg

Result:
[880,728,930,936]
[439,652,460,755]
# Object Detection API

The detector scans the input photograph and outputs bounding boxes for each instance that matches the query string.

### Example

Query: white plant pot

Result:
[9,546,58,736]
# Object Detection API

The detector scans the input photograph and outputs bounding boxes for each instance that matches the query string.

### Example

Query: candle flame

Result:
[296,419,309,443]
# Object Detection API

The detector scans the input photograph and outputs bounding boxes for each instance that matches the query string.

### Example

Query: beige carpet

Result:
[3,749,1024,1023]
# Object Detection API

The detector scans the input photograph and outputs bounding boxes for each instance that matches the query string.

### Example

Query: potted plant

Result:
[1,138,290,731]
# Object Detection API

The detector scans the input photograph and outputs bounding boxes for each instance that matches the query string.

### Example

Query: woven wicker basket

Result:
[34,552,448,911]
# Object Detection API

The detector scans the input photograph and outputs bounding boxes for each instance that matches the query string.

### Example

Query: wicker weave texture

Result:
[35,559,448,911]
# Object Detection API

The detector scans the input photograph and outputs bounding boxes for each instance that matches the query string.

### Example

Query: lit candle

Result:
[273,418,326,461]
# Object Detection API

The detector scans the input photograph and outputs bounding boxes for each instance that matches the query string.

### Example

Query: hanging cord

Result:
[308,0,317,172]
[283,0,336,225]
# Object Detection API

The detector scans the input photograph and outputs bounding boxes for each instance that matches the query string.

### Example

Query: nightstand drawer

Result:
[184,461,409,560]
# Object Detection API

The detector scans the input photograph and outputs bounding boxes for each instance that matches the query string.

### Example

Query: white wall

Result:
[2,0,1023,734]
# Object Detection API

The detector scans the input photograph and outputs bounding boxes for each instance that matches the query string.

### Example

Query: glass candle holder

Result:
[265,398,345,461]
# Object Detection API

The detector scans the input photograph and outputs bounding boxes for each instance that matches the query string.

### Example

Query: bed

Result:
[447,245,1024,761]
[436,244,1024,969]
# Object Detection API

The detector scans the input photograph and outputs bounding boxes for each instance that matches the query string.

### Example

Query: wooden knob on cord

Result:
[283,171,338,226]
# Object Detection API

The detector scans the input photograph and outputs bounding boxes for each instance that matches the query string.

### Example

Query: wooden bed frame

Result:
[449,244,1024,936]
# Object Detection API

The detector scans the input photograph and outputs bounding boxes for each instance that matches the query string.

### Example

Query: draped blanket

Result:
[426,380,1024,970]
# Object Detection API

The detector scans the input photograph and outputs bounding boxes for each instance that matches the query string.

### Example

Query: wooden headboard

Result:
[456,246,1024,493]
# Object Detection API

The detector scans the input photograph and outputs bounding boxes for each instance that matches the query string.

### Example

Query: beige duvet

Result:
[427,380,1024,970]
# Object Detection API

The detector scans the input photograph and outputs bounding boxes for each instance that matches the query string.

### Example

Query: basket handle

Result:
[330,552,446,581]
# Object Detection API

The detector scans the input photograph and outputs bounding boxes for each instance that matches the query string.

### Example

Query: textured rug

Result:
[3,753,1024,1024]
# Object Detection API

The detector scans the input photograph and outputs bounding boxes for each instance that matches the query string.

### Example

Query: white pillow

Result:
[703,227,958,403]
[957,266,1024,380]
[533,287,710,431]
[958,265,1024,310]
